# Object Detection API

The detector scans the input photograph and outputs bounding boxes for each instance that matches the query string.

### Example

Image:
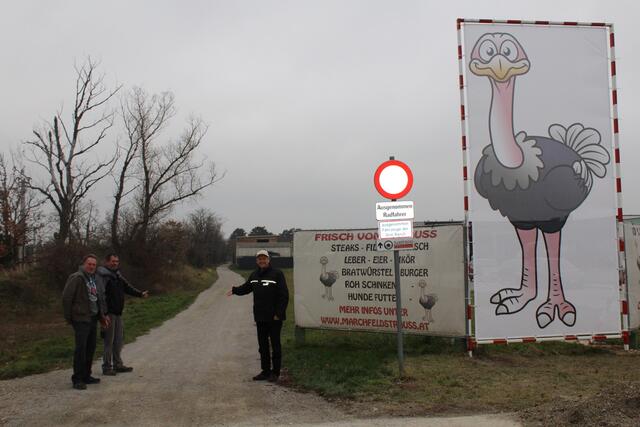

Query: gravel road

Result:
[0,265,519,426]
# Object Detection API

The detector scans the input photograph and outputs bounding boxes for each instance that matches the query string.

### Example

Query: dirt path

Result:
[0,265,520,426]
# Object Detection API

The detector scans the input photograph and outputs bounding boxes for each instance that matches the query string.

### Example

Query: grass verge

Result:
[232,266,640,425]
[0,265,217,380]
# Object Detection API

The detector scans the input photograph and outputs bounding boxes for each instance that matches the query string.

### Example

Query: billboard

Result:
[625,222,640,329]
[293,224,466,336]
[459,21,621,340]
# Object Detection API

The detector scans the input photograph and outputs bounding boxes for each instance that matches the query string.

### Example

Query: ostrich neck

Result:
[489,78,523,168]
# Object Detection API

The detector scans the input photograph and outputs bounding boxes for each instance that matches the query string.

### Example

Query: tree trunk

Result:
[110,211,121,251]
[57,215,70,244]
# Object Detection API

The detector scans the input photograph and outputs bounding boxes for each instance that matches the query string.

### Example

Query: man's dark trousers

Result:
[256,320,282,374]
[71,316,97,384]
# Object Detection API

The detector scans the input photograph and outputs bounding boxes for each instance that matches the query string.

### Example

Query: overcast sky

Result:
[1,1,638,237]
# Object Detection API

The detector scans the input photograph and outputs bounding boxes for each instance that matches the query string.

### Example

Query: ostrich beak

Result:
[470,55,530,82]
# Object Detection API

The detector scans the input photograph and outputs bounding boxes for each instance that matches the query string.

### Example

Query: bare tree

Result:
[115,87,223,249]
[110,88,174,250]
[0,152,43,267]
[71,199,99,245]
[186,208,226,267]
[23,57,120,244]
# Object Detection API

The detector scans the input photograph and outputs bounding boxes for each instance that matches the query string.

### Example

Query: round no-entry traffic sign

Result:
[373,159,413,200]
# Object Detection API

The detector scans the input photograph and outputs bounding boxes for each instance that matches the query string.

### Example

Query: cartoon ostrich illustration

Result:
[635,237,640,284]
[319,256,338,301]
[418,279,438,323]
[469,33,611,328]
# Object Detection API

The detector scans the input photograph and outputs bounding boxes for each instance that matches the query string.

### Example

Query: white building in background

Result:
[234,235,293,269]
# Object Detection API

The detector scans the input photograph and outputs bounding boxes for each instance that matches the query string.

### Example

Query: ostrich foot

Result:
[492,288,537,315]
[535,300,576,328]
[557,300,576,326]
[535,300,555,328]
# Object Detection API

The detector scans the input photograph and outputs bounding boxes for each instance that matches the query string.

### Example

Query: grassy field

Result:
[0,265,217,380]
[233,266,640,425]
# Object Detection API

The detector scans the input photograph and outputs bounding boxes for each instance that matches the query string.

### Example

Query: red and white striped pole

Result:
[456,18,475,357]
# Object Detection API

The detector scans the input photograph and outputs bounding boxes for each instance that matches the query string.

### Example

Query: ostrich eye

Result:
[478,40,498,62]
[501,40,519,61]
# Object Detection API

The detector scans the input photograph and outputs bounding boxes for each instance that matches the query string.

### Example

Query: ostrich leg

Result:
[320,262,328,299]
[536,230,576,328]
[420,287,427,321]
[492,227,538,315]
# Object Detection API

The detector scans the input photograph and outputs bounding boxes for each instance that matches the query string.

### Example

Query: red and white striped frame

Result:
[456,18,628,351]
[609,24,631,350]
[456,19,474,356]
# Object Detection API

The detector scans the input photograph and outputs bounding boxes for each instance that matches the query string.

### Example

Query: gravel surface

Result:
[0,265,520,427]
[520,382,640,426]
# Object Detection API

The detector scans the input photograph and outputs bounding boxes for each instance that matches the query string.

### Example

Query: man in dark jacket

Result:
[227,250,289,382]
[96,253,149,375]
[62,254,110,390]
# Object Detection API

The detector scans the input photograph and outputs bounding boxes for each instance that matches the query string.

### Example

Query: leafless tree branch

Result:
[22,57,120,244]
[112,88,223,249]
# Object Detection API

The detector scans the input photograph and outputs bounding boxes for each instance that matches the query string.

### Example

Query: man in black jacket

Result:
[227,250,289,382]
[62,254,110,390]
[96,253,149,376]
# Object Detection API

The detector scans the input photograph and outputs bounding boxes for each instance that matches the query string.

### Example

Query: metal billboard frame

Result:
[456,18,629,352]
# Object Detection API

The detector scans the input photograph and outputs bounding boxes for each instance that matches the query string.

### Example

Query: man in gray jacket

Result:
[96,253,149,375]
[62,254,110,390]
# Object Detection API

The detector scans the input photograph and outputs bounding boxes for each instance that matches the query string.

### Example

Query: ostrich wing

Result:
[542,165,589,212]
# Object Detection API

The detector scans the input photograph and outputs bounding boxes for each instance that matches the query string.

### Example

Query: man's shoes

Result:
[252,371,271,381]
[268,373,280,383]
[84,376,101,384]
[115,366,133,373]
[102,369,117,376]
[73,382,87,390]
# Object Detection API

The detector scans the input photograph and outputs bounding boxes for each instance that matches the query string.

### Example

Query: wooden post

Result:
[294,326,306,346]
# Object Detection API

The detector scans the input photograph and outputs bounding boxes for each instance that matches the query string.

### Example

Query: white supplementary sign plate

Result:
[375,201,414,221]
[378,220,413,239]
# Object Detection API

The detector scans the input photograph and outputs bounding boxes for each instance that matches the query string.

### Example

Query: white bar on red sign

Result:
[378,220,413,239]
[394,240,415,250]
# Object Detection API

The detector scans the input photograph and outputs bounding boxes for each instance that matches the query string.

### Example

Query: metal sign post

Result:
[392,223,404,377]
[373,156,414,378]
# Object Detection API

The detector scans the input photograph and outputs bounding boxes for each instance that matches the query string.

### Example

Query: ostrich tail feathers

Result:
[548,123,611,189]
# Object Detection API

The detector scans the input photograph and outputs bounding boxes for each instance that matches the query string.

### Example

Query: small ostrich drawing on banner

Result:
[418,279,438,323]
[319,256,338,301]
[634,235,640,286]
[469,32,610,328]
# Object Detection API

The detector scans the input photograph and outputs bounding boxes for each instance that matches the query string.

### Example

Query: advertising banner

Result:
[625,222,640,329]
[460,22,621,340]
[293,224,465,336]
